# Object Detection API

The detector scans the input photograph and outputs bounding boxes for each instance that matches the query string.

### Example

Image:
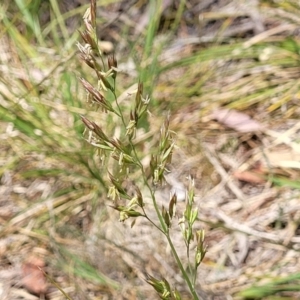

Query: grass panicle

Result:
[77,1,206,299]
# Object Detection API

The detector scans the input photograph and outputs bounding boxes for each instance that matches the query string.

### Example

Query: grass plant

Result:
[1,0,300,299]
[76,1,206,298]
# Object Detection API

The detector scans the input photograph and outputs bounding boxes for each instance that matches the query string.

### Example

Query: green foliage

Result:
[271,177,300,189]
[238,273,300,299]
[59,248,119,289]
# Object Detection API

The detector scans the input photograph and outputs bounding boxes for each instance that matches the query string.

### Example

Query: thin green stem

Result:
[165,234,200,300]
[147,187,167,233]
[192,262,197,287]
[130,143,167,233]
[141,207,164,234]
[113,91,127,129]
[171,0,186,32]
[185,228,195,287]
[129,142,199,298]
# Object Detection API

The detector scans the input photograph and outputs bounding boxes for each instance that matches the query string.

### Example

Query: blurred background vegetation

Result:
[1,0,300,299]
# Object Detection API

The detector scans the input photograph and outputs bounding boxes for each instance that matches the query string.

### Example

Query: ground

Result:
[0,0,300,299]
